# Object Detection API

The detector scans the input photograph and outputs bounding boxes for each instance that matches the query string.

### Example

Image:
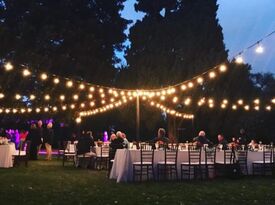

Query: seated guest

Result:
[228,137,239,149]
[248,139,258,150]
[193,131,212,148]
[217,134,228,150]
[76,131,95,156]
[121,132,129,148]
[109,133,124,160]
[153,128,169,144]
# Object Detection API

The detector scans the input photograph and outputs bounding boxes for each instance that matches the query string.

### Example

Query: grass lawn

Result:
[1,159,275,205]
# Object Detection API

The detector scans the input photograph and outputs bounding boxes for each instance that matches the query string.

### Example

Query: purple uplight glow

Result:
[103,131,108,142]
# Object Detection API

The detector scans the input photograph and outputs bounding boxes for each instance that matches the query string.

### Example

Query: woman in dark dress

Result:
[26,123,38,160]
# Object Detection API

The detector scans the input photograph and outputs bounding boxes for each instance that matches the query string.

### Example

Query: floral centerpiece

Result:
[0,137,9,145]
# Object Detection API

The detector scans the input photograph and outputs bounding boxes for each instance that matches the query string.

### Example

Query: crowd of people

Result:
[193,128,263,150]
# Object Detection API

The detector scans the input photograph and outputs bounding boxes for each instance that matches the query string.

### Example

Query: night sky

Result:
[120,0,275,74]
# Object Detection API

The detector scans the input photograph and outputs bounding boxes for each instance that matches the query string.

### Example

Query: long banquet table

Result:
[0,143,16,168]
[109,149,263,183]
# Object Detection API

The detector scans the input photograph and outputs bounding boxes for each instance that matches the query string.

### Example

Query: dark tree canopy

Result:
[120,0,227,89]
[0,0,129,84]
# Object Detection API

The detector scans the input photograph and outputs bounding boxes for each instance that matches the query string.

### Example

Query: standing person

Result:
[44,122,54,160]
[19,129,29,150]
[36,120,44,156]
[26,123,38,160]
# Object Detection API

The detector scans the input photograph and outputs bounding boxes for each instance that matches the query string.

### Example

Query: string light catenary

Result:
[0,30,275,123]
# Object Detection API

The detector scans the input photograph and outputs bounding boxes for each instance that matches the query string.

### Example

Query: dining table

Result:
[0,142,16,168]
[109,148,264,183]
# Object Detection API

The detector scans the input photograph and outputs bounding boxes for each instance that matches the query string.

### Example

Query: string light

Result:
[40,73,48,80]
[255,44,264,54]
[266,105,271,111]
[197,77,204,84]
[4,62,13,71]
[188,82,194,88]
[0,93,4,99]
[52,106,58,112]
[44,94,50,101]
[70,104,76,109]
[209,71,216,79]
[79,84,85,90]
[237,99,243,105]
[59,95,65,101]
[149,101,194,119]
[232,105,237,110]
[66,81,73,88]
[219,64,227,72]
[75,117,82,124]
[15,94,21,100]
[235,56,244,64]
[254,99,260,104]
[73,94,79,101]
[53,78,60,84]
[89,87,95,92]
[30,94,36,100]
[22,69,31,77]
[36,108,41,113]
[244,105,250,111]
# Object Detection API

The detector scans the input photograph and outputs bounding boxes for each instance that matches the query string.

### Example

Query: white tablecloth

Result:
[0,143,16,168]
[110,149,263,183]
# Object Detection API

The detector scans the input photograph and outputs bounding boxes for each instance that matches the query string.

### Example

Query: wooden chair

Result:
[215,148,236,177]
[133,144,155,182]
[252,146,273,176]
[236,150,248,175]
[96,145,109,170]
[181,146,202,180]
[202,147,216,179]
[13,140,31,167]
[157,144,178,181]
[62,142,76,167]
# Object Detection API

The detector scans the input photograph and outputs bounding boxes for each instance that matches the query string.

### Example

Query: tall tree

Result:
[121,0,227,88]
[0,0,129,84]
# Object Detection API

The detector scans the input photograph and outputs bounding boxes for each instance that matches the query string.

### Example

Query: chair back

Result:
[25,140,31,158]
[263,146,272,163]
[204,147,216,164]
[188,145,201,164]
[222,148,235,164]
[140,142,152,150]
[66,142,76,153]
[236,150,248,164]
[164,144,178,164]
[100,145,109,157]
[140,144,154,164]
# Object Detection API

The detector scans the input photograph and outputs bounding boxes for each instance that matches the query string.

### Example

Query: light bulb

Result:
[40,73,48,80]
[235,56,244,64]
[219,64,227,72]
[79,84,85,90]
[53,78,60,84]
[22,69,31,76]
[59,95,65,101]
[4,62,13,71]
[66,81,73,87]
[255,45,264,54]
[209,72,216,79]
[0,93,4,99]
